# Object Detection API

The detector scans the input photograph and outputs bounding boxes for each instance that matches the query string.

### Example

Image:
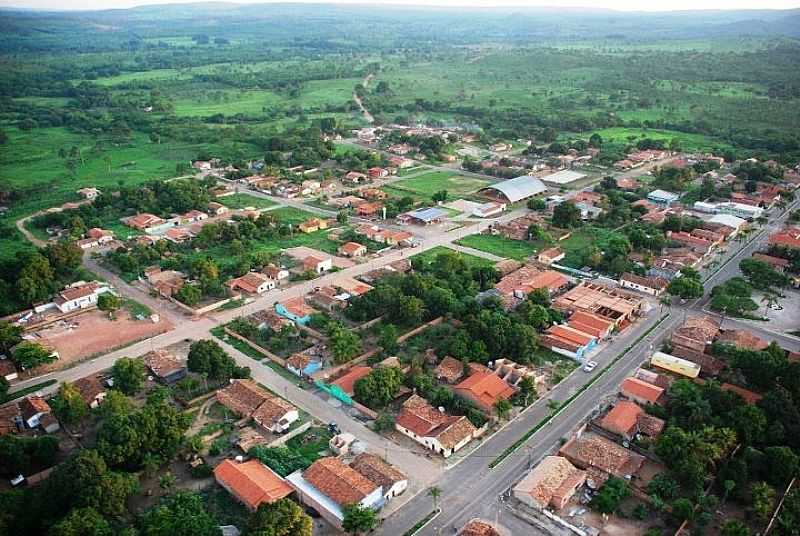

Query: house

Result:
[552,282,646,327]
[252,395,299,434]
[619,272,668,296]
[769,226,800,250]
[275,297,316,325]
[647,189,680,207]
[707,214,747,236]
[286,352,322,378]
[356,202,383,218]
[216,380,298,433]
[73,376,107,408]
[615,177,640,190]
[389,156,414,168]
[307,287,348,313]
[227,272,275,295]
[472,202,506,218]
[717,329,769,351]
[537,248,565,265]
[192,160,213,170]
[208,202,228,216]
[667,231,714,255]
[87,228,114,244]
[214,459,293,511]
[397,207,448,226]
[512,456,587,510]
[148,269,186,297]
[350,453,408,499]
[298,218,328,234]
[435,356,465,384]
[344,171,368,185]
[333,276,373,297]
[598,400,665,440]
[262,264,290,282]
[53,282,112,313]
[0,402,22,436]
[453,371,515,414]
[287,457,383,530]
[0,359,18,382]
[338,242,367,258]
[620,377,664,406]
[671,315,720,354]
[559,432,645,484]
[717,202,764,220]
[301,255,333,274]
[567,311,614,340]
[395,395,477,458]
[143,349,187,384]
[76,237,100,250]
[721,383,763,405]
[182,210,208,223]
[541,324,598,360]
[77,187,101,200]
[494,266,570,301]
[164,227,195,243]
[459,520,501,536]
[752,253,791,273]
[650,351,701,379]
[328,195,366,209]
[368,167,389,179]
[330,366,372,397]
[127,213,165,231]
[19,396,51,429]
[250,310,293,333]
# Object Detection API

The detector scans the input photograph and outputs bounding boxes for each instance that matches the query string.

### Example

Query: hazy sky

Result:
[1,0,799,11]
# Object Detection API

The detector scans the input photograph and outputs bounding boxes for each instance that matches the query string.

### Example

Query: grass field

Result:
[411,245,495,269]
[455,234,539,261]
[218,193,278,210]
[390,171,490,198]
[589,127,732,153]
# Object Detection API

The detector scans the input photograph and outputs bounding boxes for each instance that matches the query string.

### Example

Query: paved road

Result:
[213,337,442,514]
[379,307,675,535]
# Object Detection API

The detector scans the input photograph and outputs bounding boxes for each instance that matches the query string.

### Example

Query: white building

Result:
[53,282,112,313]
[472,202,506,218]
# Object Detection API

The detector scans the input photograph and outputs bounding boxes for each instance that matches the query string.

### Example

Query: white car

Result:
[582,361,598,372]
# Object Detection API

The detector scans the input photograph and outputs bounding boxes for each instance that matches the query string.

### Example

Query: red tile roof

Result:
[453,371,515,411]
[599,400,642,437]
[330,366,372,396]
[214,459,292,510]
[303,457,378,507]
[620,377,664,405]
[395,395,476,449]
[722,383,763,405]
[350,453,406,489]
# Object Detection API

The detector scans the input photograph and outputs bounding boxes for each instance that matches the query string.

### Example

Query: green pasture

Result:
[390,171,489,198]
[455,234,538,261]
[411,245,495,270]
[589,127,731,153]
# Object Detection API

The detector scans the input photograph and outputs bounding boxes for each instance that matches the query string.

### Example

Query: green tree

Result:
[552,201,582,228]
[49,507,112,536]
[51,382,89,425]
[667,276,704,299]
[341,504,377,535]
[494,398,512,419]
[752,481,776,522]
[111,357,146,395]
[527,198,547,210]
[187,339,235,381]
[175,284,201,306]
[245,498,313,536]
[328,324,362,364]
[0,321,23,354]
[45,242,83,279]
[337,210,349,224]
[431,190,448,203]
[11,341,57,370]
[721,520,749,536]
[377,324,399,355]
[373,412,395,433]
[590,477,630,514]
[97,293,122,313]
[740,258,790,291]
[354,366,404,409]
[428,486,441,510]
[16,252,56,305]
[139,492,218,536]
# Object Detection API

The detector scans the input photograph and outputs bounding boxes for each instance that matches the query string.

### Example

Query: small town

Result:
[2,3,800,536]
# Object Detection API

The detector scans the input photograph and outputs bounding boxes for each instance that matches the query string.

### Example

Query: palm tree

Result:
[761,291,780,318]
[428,486,441,511]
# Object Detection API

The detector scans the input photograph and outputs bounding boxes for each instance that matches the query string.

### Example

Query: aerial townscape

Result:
[2,2,800,536]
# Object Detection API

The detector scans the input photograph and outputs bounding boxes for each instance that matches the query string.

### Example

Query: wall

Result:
[223,327,287,366]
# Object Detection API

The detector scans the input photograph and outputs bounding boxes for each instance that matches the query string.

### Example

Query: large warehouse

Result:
[540,170,586,185]
[479,176,547,203]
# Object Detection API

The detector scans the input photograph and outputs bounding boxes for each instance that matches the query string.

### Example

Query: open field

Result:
[390,171,490,198]
[218,193,278,210]
[455,234,539,261]
[411,245,496,270]
[588,127,733,153]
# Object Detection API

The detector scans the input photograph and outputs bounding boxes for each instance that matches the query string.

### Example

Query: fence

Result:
[223,327,287,366]
[267,421,312,448]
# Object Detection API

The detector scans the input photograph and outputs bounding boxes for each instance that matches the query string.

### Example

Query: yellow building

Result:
[650,351,701,379]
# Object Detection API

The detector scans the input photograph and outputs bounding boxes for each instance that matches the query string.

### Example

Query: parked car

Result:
[582,361,597,372]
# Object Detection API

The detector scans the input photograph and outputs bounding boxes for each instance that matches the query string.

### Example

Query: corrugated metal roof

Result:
[481,176,547,203]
